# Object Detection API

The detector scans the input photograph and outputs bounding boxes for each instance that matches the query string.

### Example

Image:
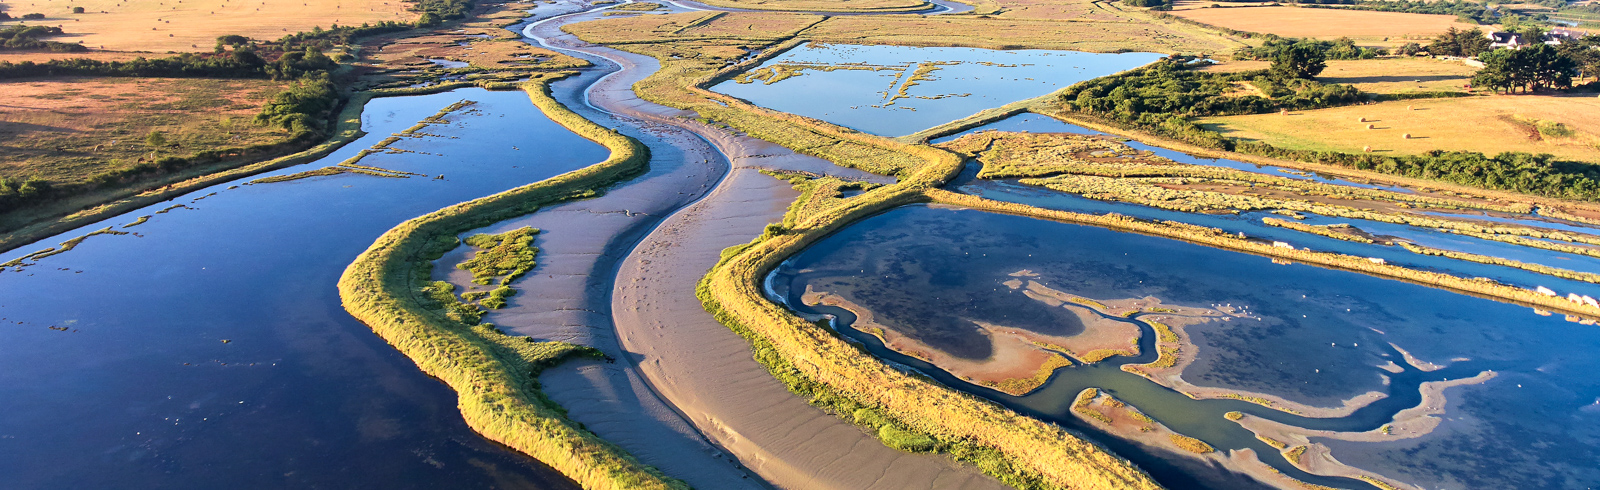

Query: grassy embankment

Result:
[562,12,1169,488]
[337,79,687,490]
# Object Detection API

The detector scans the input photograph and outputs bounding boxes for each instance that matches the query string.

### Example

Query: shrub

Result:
[879,425,940,452]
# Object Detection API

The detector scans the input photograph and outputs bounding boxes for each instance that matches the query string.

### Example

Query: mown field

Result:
[1171,6,1482,46]
[4,0,413,54]
[805,15,1243,52]
[1199,57,1478,95]
[0,77,291,185]
[1198,93,1600,162]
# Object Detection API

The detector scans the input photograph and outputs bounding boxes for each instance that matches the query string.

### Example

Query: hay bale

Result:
[1367,124,1376,129]
[1402,133,1412,139]
[1363,145,1372,153]
[1359,116,1367,122]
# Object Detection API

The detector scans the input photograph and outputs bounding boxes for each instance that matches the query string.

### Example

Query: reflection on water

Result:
[0,87,603,488]
[770,204,1600,489]
[710,44,1162,136]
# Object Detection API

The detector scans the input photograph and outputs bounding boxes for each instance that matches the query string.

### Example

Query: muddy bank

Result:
[495,5,1004,488]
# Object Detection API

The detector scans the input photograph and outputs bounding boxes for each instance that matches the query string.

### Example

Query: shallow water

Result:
[950,169,1600,300]
[427,58,471,69]
[0,87,605,488]
[709,44,1163,136]
[769,204,1600,489]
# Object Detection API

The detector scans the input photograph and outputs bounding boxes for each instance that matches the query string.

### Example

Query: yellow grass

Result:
[1198,93,1600,163]
[1200,57,1478,95]
[561,11,824,44]
[10,0,414,53]
[0,76,290,184]
[805,15,1244,53]
[1172,6,1481,45]
[988,0,1130,21]
[690,0,930,12]
[366,34,587,71]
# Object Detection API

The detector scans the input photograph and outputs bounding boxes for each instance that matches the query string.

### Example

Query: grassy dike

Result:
[569,31,1169,489]
[688,83,1163,488]
[337,79,688,490]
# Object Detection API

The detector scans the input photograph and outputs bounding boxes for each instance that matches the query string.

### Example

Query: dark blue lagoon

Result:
[769,204,1600,490]
[710,43,1163,136]
[0,87,605,488]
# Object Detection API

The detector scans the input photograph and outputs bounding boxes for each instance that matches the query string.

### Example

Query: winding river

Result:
[5,0,1597,489]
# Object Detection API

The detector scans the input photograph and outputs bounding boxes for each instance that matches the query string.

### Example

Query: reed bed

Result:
[1261,217,1377,244]
[338,80,683,490]
[1399,242,1600,285]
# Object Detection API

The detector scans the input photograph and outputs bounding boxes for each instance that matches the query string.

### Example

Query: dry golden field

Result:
[1200,57,1479,94]
[0,77,291,184]
[561,11,825,44]
[805,15,1244,53]
[989,0,1130,21]
[1172,6,1482,45]
[2,0,414,53]
[1198,93,1600,162]
[690,0,929,12]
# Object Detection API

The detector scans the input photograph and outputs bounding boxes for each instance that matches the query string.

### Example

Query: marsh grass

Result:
[1262,217,1377,244]
[458,226,540,285]
[1168,434,1214,454]
[1,225,128,268]
[338,78,681,489]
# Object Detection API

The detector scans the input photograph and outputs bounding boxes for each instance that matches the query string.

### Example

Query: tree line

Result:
[0,25,87,52]
[1234,37,1385,62]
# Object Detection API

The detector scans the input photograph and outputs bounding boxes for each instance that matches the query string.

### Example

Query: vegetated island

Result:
[338,78,687,489]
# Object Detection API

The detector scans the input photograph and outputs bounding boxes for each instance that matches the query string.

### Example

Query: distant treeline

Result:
[1235,37,1385,61]
[1238,144,1600,201]
[1297,0,1507,25]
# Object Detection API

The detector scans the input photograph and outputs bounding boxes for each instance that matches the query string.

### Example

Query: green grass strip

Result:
[338,78,687,490]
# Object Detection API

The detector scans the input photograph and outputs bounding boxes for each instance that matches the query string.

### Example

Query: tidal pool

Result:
[768,204,1600,489]
[0,87,604,488]
[709,43,1163,136]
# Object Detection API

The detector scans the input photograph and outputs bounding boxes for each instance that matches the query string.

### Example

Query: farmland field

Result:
[3,0,414,53]
[0,77,292,185]
[690,0,930,12]
[1172,6,1482,45]
[1199,57,1479,95]
[1198,93,1600,162]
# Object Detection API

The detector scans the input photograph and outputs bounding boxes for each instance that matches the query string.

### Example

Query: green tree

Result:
[254,74,339,135]
[1473,44,1577,93]
[1428,27,1491,57]
[145,130,168,148]
[1270,44,1326,80]
[415,12,441,27]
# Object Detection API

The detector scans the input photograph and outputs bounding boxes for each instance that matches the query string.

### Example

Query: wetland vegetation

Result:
[11,0,1600,487]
